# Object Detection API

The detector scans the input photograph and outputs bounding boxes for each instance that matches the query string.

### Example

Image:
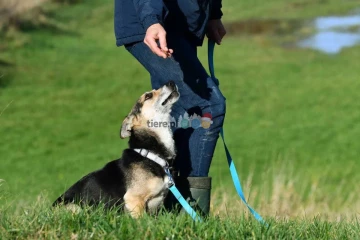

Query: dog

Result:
[53,81,180,218]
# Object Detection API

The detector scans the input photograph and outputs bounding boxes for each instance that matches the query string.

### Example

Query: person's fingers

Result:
[158,32,168,52]
[206,26,215,39]
[206,20,227,45]
[165,51,172,57]
[163,48,173,58]
[144,23,173,58]
[145,36,166,58]
[206,24,222,44]
[218,26,227,39]
[150,38,167,58]
[212,30,222,45]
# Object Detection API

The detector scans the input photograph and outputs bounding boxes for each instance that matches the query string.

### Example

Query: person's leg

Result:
[125,37,226,215]
[166,35,226,177]
[124,36,226,178]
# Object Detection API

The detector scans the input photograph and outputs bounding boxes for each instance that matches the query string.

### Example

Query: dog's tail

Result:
[52,173,92,207]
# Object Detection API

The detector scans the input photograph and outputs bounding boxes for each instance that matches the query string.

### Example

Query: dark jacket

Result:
[114,0,223,46]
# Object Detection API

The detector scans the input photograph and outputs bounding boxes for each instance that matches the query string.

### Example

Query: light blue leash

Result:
[169,185,202,222]
[165,168,203,222]
[208,39,265,224]
[165,40,265,224]
[133,148,202,222]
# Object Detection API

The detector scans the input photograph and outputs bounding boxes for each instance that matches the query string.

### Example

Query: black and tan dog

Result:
[53,81,180,217]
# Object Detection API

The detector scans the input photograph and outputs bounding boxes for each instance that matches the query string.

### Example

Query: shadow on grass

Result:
[0,59,14,67]
[225,19,306,36]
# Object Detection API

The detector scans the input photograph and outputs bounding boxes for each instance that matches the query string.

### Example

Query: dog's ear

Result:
[120,116,134,139]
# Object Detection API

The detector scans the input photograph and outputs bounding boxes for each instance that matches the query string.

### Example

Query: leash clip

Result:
[164,166,175,187]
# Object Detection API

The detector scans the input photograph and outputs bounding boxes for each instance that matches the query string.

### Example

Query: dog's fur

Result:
[53,81,180,218]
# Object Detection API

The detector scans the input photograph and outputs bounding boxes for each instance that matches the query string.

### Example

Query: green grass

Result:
[0,200,359,239]
[1,0,360,238]
[222,0,360,21]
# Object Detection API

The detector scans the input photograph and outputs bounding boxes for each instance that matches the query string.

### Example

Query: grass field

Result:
[1,202,360,239]
[1,0,360,238]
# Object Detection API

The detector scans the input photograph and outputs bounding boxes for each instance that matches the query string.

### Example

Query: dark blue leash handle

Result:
[208,40,265,224]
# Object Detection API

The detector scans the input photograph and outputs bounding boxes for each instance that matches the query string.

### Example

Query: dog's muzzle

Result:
[161,81,180,106]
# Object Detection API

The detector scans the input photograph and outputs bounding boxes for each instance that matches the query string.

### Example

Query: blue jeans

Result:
[125,34,226,177]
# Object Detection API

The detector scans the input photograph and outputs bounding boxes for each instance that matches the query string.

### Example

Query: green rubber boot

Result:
[164,176,212,216]
[187,177,212,216]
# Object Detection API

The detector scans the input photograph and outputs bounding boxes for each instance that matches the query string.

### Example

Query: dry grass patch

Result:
[0,0,48,26]
[211,172,360,221]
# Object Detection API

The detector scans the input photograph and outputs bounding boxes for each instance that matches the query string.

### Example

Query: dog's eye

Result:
[145,93,153,101]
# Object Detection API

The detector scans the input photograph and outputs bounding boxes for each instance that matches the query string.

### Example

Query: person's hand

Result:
[206,19,226,45]
[144,23,173,58]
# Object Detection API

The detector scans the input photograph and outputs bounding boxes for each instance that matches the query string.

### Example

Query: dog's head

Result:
[120,81,180,139]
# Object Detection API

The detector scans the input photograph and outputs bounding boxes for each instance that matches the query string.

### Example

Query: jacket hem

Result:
[116,34,146,47]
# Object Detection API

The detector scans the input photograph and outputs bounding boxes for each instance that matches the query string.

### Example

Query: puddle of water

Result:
[315,15,360,30]
[298,31,360,54]
[226,13,360,54]
[297,15,360,54]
